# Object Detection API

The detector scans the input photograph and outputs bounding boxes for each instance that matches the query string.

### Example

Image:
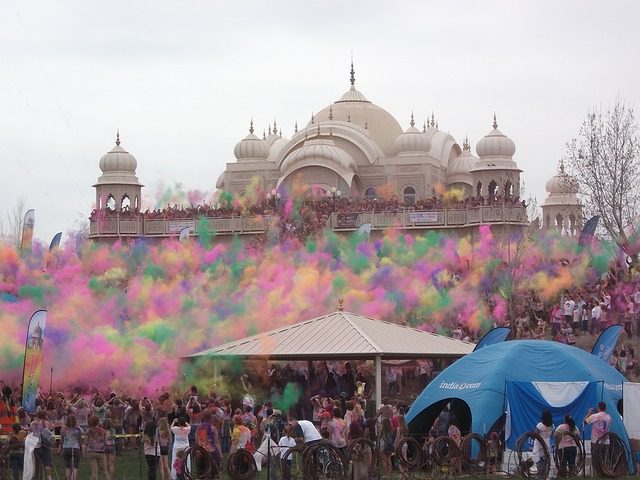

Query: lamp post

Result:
[266,189,281,210]
[329,186,342,213]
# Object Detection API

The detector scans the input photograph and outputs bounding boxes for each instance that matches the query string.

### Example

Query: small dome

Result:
[476,115,516,158]
[99,133,138,172]
[546,161,579,194]
[447,139,477,178]
[234,121,269,161]
[395,114,431,155]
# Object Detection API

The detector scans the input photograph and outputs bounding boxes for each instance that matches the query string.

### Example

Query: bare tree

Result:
[566,100,640,251]
[0,197,26,248]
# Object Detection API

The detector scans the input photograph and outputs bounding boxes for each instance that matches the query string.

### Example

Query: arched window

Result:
[365,187,377,200]
[476,181,482,197]
[569,214,576,235]
[106,195,116,211]
[545,214,551,229]
[504,181,513,198]
[555,213,564,231]
[121,195,131,211]
[488,180,497,198]
[403,186,416,205]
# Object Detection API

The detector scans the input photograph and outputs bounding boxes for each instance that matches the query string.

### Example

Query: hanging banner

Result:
[48,232,62,251]
[21,310,47,414]
[591,325,623,363]
[20,209,35,252]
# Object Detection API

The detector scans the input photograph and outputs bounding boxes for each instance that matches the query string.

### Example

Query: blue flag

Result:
[591,325,623,363]
[579,215,600,246]
[474,326,511,351]
[49,232,62,251]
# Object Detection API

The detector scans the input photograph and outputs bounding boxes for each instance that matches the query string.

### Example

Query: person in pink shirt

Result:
[585,402,612,460]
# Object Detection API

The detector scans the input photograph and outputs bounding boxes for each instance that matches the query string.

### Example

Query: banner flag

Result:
[178,226,190,242]
[49,232,62,251]
[591,325,623,363]
[578,215,600,246]
[21,310,47,413]
[473,326,511,351]
[20,209,35,252]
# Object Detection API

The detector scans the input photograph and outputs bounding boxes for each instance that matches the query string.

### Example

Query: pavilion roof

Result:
[186,311,474,360]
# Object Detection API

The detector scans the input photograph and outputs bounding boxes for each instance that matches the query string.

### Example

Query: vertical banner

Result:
[20,209,35,252]
[21,310,47,413]
[591,324,623,363]
[473,326,511,351]
[48,232,62,251]
[578,215,600,247]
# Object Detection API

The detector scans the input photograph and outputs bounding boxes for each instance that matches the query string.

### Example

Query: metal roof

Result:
[186,311,474,360]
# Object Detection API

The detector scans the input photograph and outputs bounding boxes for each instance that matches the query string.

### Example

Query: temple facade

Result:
[89,65,581,241]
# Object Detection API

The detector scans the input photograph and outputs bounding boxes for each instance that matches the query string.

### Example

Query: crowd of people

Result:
[89,192,525,222]
[0,378,423,480]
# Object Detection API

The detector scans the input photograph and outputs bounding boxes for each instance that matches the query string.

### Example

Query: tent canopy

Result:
[186,310,474,360]
[406,340,627,450]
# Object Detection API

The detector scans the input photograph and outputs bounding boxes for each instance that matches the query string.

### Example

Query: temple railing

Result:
[88,205,529,238]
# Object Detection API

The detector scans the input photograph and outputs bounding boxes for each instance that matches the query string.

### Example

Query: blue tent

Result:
[406,340,629,466]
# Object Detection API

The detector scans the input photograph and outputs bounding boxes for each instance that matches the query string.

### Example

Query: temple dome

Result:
[546,161,579,194]
[234,121,269,161]
[395,115,431,155]
[447,140,477,180]
[476,115,516,158]
[99,133,137,173]
[312,64,402,155]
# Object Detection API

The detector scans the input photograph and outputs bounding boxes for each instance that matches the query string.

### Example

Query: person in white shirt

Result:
[289,418,322,445]
[591,301,602,334]
[278,425,297,466]
[564,296,575,324]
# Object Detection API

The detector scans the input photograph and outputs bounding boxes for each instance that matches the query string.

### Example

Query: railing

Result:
[88,205,528,238]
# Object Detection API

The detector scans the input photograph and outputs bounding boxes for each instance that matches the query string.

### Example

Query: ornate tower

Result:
[541,160,583,235]
[93,132,143,211]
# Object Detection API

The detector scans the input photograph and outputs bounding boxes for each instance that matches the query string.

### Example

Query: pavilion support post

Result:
[213,360,220,389]
[375,354,382,411]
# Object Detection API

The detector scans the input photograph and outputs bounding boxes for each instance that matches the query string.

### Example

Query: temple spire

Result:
[249,119,254,135]
[430,112,435,128]
[463,136,470,151]
[294,121,298,133]
[115,129,121,146]
[493,112,498,129]
[273,119,278,135]
[329,106,334,120]
[350,58,356,86]
[423,120,427,133]
[410,111,415,128]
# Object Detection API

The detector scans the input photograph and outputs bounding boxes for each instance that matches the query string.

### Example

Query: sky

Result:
[1,0,639,243]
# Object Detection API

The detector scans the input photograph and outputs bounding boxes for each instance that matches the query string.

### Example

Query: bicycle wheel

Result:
[282,444,305,480]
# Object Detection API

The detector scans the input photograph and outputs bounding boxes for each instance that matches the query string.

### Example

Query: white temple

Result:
[216,63,523,204]
[89,64,582,240]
